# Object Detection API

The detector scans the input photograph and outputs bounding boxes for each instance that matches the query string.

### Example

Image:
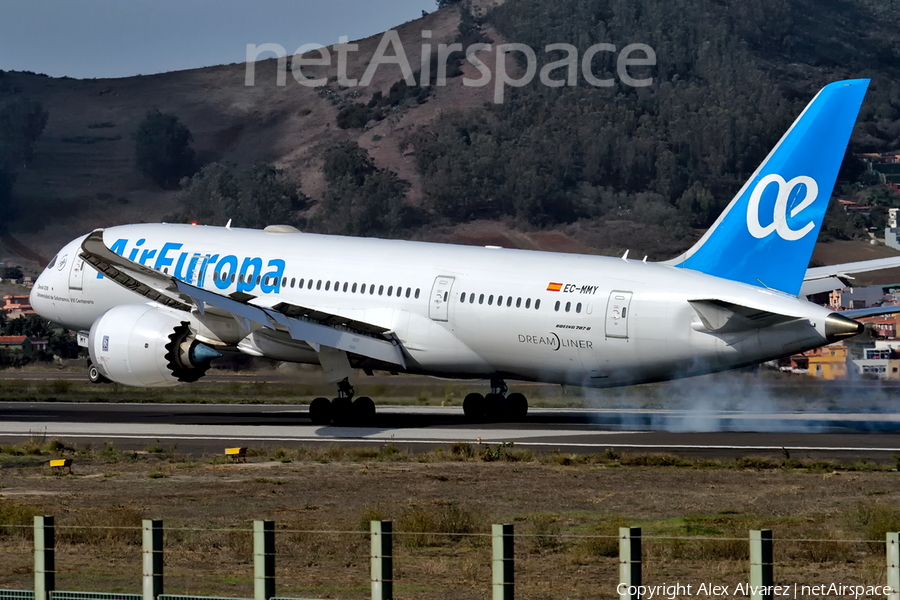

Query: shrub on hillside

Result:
[132,109,196,188]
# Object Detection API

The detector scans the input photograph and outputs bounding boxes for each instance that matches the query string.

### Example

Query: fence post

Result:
[371,520,393,600]
[492,523,514,600]
[750,530,773,600]
[254,520,275,600]
[143,519,163,600]
[888,532,899,600]
[34,515,55,600]
[619,527,641,600]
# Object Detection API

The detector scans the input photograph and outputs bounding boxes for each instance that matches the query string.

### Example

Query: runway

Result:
[1,402,899,460]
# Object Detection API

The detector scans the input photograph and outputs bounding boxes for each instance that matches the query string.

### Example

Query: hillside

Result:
[3,0,900,284]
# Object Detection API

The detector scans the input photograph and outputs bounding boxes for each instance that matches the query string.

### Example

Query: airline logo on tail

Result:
[668,79,870,296]
[746,174,819,241]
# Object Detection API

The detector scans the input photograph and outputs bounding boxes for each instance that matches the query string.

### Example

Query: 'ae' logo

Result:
[746,174,819,241]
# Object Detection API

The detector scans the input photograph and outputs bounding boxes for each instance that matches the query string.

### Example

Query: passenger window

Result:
[352,283,357,293]
[334,281,339,291]
[516,297,521,308]
[622,307,627,318]
[576,302,582,313]
[405,288,411,298]
[388,286,393,296]
[282,277,287,288]
[555,301,560,311]
[525,298,531,309]
[535,299,541,310]
[325,281,331,291]
[397,287,403,297]
[256,276,261,285]
[565,302,571,312]
[230,274,236,284]
[415,288,420,298]
[488,295,493,305]
[370,284,376,294]
[470,294,475,304]
[461,292,467,303]
[443,292,448,302]
[291,278,296,288]
[497,295,503,306]
[506,297,512,307]
[479,294,484,304]
[378,285,384,295]
[317,280,322,290]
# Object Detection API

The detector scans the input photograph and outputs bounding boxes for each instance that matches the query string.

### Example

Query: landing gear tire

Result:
[309,397,332,425]
[332,397,354,426]
[463,393,485,420]
[484,393,507,421]
[88,364,110,384]
[506,392,528,421]
[353,396,376,424]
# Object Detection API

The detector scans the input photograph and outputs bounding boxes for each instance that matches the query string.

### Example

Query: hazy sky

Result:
[0,0,436,79]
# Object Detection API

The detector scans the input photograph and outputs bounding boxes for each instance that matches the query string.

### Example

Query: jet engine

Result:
[88,304,221,387]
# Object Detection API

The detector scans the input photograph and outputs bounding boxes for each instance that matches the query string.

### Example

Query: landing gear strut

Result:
[308,377,375,426]
[463,378,528,422]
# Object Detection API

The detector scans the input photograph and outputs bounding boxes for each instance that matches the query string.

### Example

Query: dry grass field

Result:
[1,439,900,600]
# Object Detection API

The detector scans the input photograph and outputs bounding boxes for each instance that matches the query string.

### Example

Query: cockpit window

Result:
[46,255,57,269]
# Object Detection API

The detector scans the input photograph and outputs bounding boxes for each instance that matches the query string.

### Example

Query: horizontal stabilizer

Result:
[689,299,802,333]
[838,305,900,319]
[805,256,900,280]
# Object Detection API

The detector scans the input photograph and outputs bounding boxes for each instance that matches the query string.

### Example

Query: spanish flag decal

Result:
[546,282,563,292]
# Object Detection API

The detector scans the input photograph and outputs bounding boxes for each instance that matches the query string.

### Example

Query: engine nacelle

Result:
[89,304,219,387]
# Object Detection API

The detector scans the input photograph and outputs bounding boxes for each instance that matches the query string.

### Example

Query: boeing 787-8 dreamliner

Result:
[30,79,891,424]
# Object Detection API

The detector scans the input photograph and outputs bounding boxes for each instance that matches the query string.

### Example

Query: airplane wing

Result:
[801,256,900,296]
[79,229,407,367]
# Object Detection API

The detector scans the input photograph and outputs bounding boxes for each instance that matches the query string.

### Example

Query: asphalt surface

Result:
[1,402,899,460]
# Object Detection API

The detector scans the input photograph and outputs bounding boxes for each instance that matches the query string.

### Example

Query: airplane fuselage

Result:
[32,223,842,388]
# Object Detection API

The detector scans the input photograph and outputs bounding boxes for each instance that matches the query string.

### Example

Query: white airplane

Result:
[30,79,888,424]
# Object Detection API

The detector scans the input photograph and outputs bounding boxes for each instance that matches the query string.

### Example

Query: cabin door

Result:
[428,276,455,322]
[604,291,633,339]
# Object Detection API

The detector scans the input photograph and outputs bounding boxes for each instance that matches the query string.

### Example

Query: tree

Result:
[177,162,306,229]
[0,166,14,229]
[0,98,48,167]
[231,163,306,228]
[318,142,408,235]
[677,182,718,228]
[178,162,238,223]
[2,266,23,281]
[132,109,196,188]
[0,98,48,229]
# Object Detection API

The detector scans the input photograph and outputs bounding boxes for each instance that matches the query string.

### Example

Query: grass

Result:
[1,442,898,599]
[6,369,900,411]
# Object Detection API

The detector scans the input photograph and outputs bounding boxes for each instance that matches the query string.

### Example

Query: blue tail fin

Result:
[667,79,869,296]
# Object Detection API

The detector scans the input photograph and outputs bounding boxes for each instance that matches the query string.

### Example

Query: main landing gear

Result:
[462,378,528,422]
[308,377,376,426]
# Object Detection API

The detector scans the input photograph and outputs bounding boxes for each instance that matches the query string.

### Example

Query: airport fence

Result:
[0,517,898,600]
